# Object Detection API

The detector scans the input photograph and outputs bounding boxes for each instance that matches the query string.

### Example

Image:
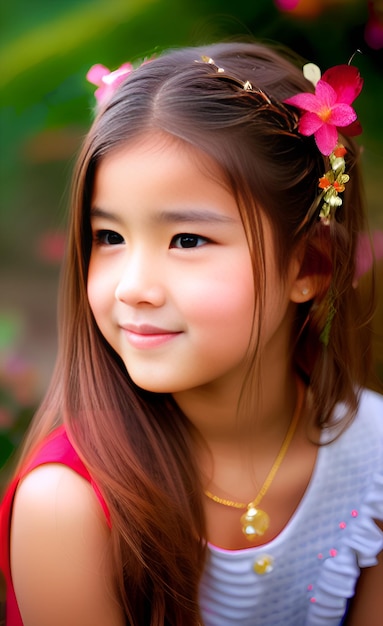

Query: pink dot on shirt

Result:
[351,509,358,518]
[329,549,337,557]
[339,521,346,529]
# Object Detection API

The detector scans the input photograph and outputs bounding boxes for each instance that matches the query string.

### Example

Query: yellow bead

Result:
[253,554,274,575]
[240,507,270,539]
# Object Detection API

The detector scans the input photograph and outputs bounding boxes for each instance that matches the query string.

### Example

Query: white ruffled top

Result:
[199,389,383,626]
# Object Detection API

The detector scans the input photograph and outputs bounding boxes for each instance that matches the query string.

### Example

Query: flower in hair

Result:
[284,64,363,155]
[86,62,133,106]
[318,145,349,223]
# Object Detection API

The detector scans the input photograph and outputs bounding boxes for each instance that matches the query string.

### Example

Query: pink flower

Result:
[284,65,363,155]
[86,62,133,106]
[353,230,383,286]
[36,231,66,264]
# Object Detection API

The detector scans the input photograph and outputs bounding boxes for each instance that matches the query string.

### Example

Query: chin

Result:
[126,372,178,395]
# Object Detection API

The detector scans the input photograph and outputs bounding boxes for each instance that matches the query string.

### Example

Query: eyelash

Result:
[93,230,210,249]
[93,230,124,246]
[170,233,210,249]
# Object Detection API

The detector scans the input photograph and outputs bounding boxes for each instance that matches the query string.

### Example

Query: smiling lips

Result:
[120,324,182,349]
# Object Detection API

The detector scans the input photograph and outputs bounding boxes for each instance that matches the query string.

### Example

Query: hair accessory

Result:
[87,56,156,109]
[204,377,305,540]
[302,62,322,87]
[284,63,363,156]
[197,55,363,225]
[196,56,271,100]
[284,62,363,224]
[200,56,225,74]
[86,63,134,107]
[318,145,349,224]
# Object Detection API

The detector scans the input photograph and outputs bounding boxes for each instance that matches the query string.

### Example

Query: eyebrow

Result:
[156,208,237,224]
[90,207,237,224]
[90,207,123,223]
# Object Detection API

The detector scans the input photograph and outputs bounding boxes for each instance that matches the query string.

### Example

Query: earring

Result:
[302,287,309,296]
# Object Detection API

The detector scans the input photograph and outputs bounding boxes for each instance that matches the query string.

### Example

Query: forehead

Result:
[91,131,233,206]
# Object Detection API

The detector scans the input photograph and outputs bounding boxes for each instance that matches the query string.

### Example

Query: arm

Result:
[10,464,125,626]
[344,520,383,626]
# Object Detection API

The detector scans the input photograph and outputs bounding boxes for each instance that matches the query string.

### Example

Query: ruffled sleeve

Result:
[307,449,383,624]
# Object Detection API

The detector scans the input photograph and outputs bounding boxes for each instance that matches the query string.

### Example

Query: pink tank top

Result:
[0,426,110,626]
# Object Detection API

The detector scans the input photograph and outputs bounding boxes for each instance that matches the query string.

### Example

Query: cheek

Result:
[176,260,255,339]
[87,260,115,323]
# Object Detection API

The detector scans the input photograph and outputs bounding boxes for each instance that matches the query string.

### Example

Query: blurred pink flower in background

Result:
[274,0,325,19]
[274,0,383,49]
[365,0,383,49]
[36,231,66,264]
[0,407,13,429]
[0,354,40,407]
[0,313,40,437]
[275,0,300,9]
[354,230,383,286]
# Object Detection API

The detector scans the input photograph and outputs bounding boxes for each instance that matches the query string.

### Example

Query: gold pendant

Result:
[240,506,270,540]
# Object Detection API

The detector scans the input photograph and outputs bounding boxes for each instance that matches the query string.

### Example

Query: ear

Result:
[288,235,332,304]
[289,273,320,304]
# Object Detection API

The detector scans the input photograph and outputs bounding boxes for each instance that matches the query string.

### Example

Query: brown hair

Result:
[17,41,374,624]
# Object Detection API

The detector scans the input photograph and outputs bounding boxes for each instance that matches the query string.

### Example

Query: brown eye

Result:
[95,230,124,245]
[170,234,208,248]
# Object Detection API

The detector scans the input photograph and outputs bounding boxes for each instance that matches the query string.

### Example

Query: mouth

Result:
[119,324,182,349]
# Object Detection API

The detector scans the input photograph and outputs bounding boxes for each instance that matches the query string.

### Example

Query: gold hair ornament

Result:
[196,54,363,226]
[199,56,254,92]
[195,56,298,131]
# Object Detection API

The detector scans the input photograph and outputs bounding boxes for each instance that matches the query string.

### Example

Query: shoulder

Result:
[336,388,383,490]
[11,464,124,626]
[301,389,383,625]
[17,426,111,525]
[357,387,383,418]
[330,387,383,448]
[13,462,104,528]
[345,546,383,626]
[352,387,383,445]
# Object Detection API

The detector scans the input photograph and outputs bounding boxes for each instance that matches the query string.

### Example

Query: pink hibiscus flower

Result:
[86,63,133,106]
[284,65,363,155]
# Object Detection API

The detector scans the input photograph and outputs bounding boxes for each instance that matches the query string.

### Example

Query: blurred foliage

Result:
[0,314,40,480]
[0,0,382,472]
[1,0,382,173]
[1,1,382,242]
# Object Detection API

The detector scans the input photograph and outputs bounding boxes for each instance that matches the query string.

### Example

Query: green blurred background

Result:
[1,0,382,470]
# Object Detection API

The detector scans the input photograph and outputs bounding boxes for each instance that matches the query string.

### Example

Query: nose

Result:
[114,249,166,307]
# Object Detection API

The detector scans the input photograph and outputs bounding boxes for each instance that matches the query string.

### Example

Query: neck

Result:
[173,360,298,449]
[173,300,300,448]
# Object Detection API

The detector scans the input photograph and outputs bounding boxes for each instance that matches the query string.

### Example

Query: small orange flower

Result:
[334,145,347,158]
[333,181,345,192]
[319,176,331,190]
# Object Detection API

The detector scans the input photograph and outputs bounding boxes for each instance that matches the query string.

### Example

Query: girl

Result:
[1,41,382,626]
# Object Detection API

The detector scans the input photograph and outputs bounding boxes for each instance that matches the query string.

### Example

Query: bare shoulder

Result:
[11,464,125,626]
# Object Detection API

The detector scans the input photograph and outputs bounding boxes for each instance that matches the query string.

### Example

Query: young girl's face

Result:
[87,133,296,398]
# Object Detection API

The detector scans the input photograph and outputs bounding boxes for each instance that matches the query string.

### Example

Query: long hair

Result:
[15,41,373,624]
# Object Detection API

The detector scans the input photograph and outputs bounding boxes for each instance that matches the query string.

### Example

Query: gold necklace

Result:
[204,378,305,540]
